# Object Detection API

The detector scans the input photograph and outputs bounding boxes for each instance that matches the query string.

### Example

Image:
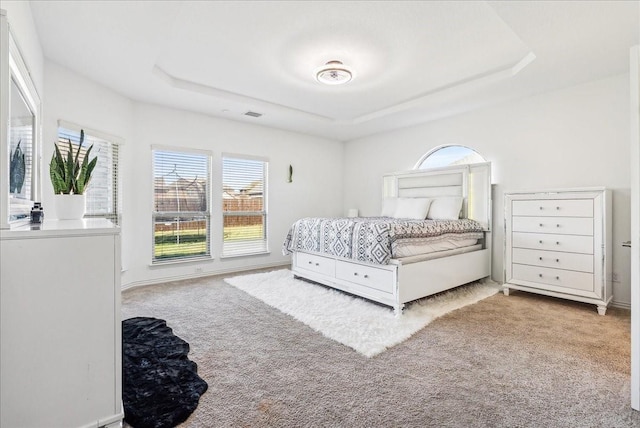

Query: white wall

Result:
[343,74,632,307]
[125,104,343,286]
[43,62,344,287]
[43,61,135,269]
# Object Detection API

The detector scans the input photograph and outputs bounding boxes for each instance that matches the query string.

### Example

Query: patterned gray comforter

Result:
[282,217,485,265]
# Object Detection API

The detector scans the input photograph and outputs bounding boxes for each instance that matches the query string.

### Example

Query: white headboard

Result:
[382,162,492,231]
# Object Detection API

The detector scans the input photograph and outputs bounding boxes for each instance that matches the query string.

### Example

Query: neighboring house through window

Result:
[415,145,486,170]
[152,148,211,263]
[222,154,268,257]
[57,124,121,223]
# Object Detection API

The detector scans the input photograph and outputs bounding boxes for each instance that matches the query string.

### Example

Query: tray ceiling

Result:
[29,1,639,141]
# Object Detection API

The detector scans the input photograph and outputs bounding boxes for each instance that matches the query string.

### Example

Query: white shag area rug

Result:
[224,269,499,358]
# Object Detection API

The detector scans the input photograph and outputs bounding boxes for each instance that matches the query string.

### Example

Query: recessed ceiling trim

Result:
[152,65,335,122]
[154,52,535,127]
[351,52,537,124]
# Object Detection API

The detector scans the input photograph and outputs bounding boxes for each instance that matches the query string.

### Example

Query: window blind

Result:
[152,148,211,263]
[57,127,120,223]
[222,155,268,257]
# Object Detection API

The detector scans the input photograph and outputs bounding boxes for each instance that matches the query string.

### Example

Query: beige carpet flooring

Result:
[122,269,639,427]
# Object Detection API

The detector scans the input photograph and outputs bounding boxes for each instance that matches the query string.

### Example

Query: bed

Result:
[283,162,492,315]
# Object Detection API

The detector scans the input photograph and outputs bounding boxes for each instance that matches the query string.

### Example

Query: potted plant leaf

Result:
[49,129,97,219]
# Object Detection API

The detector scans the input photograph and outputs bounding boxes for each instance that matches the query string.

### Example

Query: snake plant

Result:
[49,129,97,195]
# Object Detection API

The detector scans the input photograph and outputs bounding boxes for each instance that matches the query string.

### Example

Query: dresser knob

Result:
[539,240,543,244]
[556,224,560,228]
[354,272,358,276]
[555,276,560,280]
[364,274,369,279]
[315,263,319,266]
[539,257,543,261]
[556,241,560,245]
[539,206,543,210]
[539,223,543,227]
[308,261,312,264]
[556,206,560,210]
[539,274,543,277]
[556,259,559,262]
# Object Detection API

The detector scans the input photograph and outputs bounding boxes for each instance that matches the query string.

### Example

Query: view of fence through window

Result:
[222,156,267,256]
[153,150,210,262]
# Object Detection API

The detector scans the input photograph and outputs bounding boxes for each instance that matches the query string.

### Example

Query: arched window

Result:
[415,145,486,170]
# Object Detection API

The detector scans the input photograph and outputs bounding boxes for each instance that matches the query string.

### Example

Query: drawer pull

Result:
[539,240,543,244]
[555,276,560,280]
[364,274,369,279]
[308,261,312,264]
[539,206,543,210]
[539,223,543,227]
[354,272,358,276]
[539,257,542,261]
[556,224,560,228]
[539,274,543,277]
[556,259,559,262]
[556,241,560,245]
[556,206,560,210]
[315,263,319,266]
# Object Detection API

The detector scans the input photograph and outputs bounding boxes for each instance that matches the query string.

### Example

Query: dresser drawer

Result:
[512,199,593,217]
[512,232,593,254]
[295,252,335,277]
[511,217,593,236]
[335,260,394,293]
[511,248,594,273]
[511,264,595,293]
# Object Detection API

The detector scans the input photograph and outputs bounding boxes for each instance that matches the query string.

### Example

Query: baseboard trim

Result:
[611,300,631,310]
[121,262,290,291]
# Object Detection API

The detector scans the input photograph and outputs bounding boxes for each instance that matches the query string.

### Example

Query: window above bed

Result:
[415,145,485,170]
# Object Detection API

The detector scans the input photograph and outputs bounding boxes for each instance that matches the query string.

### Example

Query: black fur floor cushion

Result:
[123,317,208,428]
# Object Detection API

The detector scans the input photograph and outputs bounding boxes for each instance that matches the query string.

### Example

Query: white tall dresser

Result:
[503,188,612,315]
[0,219,123,428]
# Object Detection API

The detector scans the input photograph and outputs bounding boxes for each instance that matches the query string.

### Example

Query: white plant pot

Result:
[54,194,86,220]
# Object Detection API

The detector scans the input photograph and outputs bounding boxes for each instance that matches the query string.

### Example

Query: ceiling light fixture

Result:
[316,60,353,85]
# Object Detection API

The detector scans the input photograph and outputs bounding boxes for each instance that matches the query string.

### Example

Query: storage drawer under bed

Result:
[294,252,335,277]
[335,260,395,294]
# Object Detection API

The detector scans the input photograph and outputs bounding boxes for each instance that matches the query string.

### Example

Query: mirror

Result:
[1,10,41,228]
[9,77,35,220]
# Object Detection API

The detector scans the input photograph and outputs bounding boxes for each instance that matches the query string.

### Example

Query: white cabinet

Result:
[503,188,612,315]
[0,219,123,428]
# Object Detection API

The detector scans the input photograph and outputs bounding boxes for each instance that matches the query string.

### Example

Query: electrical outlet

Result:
[612,272,619,282]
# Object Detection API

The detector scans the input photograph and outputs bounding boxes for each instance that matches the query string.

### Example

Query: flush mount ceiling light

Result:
[315,60,353,85]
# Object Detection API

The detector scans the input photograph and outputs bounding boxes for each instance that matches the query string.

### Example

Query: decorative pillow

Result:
[380,198,398,217]
[427,197,464,220]
[393,198,432,220]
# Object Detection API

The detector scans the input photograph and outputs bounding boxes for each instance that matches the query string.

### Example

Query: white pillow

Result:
[380,198,397,217]
[393,198,432,220]
[427,197,463,220]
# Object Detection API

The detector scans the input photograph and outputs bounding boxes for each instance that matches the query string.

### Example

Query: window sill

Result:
[220,250,271,259]
[150,255,214,267]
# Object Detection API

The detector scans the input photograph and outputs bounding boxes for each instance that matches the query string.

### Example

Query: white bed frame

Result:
[291,162,492,315]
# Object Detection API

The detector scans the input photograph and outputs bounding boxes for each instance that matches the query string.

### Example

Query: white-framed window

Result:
[152,147,211,263]
[222,154,268,257]
[56,124,121,223]
[415,145,486,170]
